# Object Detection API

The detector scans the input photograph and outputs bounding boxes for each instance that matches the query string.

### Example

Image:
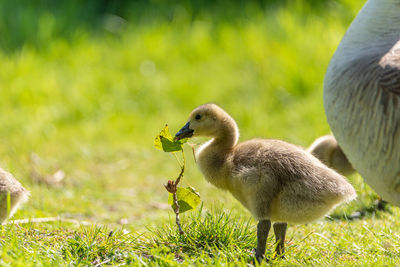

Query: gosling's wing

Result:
[233,139,320,183]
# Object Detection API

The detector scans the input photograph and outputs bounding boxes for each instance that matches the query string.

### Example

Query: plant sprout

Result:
[154,125,201,234]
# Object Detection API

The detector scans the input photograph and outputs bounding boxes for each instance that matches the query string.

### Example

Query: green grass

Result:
[1,0,400,265]
[2,208,400,266]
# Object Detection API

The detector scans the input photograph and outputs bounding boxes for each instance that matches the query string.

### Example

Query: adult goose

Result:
[324,0,400,205]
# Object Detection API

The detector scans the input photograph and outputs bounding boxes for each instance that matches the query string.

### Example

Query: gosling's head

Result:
[175,103,238,141]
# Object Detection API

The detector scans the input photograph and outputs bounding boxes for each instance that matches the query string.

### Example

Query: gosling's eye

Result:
[195,114,202,120]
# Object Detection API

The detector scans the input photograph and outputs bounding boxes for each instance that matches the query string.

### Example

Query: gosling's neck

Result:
[212,120,240,150]
[331,0,400,67]
[196,117,239,190]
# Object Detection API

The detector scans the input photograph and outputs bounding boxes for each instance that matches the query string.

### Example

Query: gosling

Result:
[0,167,29,224]
[175,104,356,262]
[308,135,355,176]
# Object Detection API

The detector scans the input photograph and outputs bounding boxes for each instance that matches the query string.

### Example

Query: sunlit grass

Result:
[2,0,398,265]
[3,207,399,266]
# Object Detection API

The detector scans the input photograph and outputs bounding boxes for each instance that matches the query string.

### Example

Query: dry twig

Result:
[164,151,186,235]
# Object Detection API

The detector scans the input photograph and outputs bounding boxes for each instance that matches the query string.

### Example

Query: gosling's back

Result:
[229,139,356,223]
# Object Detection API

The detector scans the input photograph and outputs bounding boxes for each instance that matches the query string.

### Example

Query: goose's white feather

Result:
[324,0,400,205]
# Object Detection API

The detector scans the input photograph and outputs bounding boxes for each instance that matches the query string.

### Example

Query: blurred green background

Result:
[0,0,369,231]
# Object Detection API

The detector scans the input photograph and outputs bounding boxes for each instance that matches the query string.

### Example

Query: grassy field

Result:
[1,0,400,265]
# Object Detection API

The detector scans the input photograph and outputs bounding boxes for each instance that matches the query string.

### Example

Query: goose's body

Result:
[324,0,400,205]
[175,104,355,261]
[308,135,355,176]
[0,168,29,223]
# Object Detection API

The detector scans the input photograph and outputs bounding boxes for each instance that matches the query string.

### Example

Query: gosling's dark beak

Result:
[175,122,194,141]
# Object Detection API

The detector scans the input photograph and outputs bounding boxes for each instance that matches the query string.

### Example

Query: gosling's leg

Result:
[255,219,271,264]
[273,222,287,258]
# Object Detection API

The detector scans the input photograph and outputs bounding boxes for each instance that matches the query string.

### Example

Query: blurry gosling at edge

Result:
[175,104,356,263]
[308,135,355,176]
[0,167,29,224]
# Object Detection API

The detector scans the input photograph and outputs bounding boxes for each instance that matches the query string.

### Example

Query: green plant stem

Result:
[165,149,186,234]
[172,192,184,235]
[176,150,185,185]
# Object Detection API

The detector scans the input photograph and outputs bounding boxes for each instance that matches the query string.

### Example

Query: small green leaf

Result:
[160,136,184,152]
[154,124,172,150]
[186,186,201,198]
[154,124,187,152]
[168,187,201,213]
